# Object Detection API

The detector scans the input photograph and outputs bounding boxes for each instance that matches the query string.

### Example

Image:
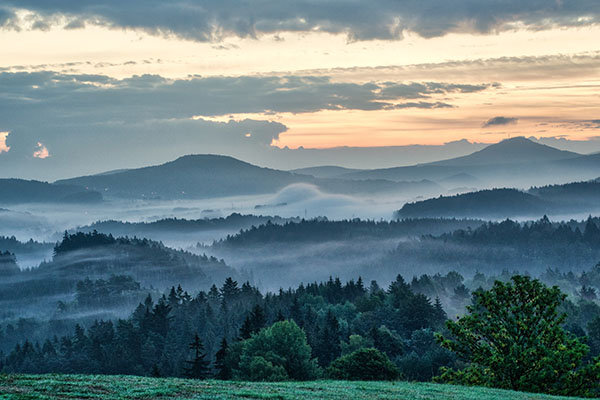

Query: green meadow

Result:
[0,375,587,400]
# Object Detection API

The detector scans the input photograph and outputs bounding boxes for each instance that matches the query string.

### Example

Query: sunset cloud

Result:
[0,2,598,180]
[32,142,49,159]
[0,132,10,154]
[1,1,599,42]
[483,117,518,128]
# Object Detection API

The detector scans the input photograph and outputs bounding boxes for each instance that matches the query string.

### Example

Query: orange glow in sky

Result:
[1,14,599,148]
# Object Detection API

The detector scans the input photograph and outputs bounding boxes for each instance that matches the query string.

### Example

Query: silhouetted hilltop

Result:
[397,189,545,218]
[0,231,235,306]
[56,154,443,199]
[80,214,295,234]
[341,138,594,187]
[430,137,579,166]
[396,178,600,218]
[57,155,298,199]
[0,179,102,204]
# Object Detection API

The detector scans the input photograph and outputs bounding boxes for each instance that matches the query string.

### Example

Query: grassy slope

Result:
[0,375,587,400]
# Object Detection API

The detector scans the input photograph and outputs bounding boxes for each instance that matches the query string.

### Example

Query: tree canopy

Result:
[437,275,600,397]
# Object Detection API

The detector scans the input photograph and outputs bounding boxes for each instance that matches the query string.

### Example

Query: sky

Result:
[0,1,599,180]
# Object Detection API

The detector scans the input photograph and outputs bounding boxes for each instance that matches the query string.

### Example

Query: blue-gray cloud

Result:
[483,116,518,127]
[1,1,599,41]
[0,71,491,180]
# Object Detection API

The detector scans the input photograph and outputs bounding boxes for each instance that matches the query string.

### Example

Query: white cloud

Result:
[0,132,10,153]
[32,141,49,158]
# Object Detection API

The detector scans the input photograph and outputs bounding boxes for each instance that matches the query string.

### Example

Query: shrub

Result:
[234,320,321,381]
[327,348,400,381]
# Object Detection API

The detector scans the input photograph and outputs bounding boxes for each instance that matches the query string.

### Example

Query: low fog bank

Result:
[0,183,420,246]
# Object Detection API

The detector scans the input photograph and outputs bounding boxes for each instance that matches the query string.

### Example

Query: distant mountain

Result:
[291,166,362,178]
[56,154,443,200]
[342,138,597,188]
[396,178,600,219]
[0,179,102,204]
[429,136,579,166]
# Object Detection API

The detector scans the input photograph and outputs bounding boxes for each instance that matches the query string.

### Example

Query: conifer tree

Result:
[214,337,230,380]
[183,333,210,379]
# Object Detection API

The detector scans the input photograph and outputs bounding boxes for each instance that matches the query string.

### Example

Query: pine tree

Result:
[249,304,266,331]
[214,337,230,380]
[433,297,447,326]
[239,315,253,340]
[183,333,210,379]
[239,304,267,339]
[315,310,341,366]
[220,277,240,301]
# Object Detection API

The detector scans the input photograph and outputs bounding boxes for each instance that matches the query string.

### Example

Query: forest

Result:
[3,217,600,396]
[3,265,600,395]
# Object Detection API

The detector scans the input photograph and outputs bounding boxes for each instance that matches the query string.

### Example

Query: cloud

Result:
[0,71,491,179]
[32,142,49,158]
[539,119,600,131]
[1,1,599,42]
[0,132,9,153]
[482,116,518,128]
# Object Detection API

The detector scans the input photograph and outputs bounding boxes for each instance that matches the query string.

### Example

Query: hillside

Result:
[430,136,579,167]
[77,214,298,236]
[397,189,546,219]
[0,179,102,204]
[0,375,585,399]
[56,154,441,200]
[396,179,600,219]
[342,138,599,188]
[0,231,234,323]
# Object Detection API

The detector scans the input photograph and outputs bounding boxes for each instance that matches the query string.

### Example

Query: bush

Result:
[234,320,321,381]
[327,348,400,381]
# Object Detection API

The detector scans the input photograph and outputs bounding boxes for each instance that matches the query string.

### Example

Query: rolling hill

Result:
[396,179,600,219]
[0,374,586,400]
[0,231,235,322]
[0,179,102,204]
[398,189,546,219]
[342,137,600,188]
[56,154,443,200]
[429,136,579,166]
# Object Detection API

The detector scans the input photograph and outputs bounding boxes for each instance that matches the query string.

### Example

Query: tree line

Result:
[3,274,600,396]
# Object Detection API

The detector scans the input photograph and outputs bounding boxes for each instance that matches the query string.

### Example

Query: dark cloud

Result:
[0,71,490,179]
[0,72,487,120]
[1,1,599,41]
[387,101,453,110]
[482,116,518,127]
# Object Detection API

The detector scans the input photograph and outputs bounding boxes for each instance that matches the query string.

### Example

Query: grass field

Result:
[0,374,587,400]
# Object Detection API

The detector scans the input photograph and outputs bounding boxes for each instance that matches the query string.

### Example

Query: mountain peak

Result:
[431,137,580,167]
